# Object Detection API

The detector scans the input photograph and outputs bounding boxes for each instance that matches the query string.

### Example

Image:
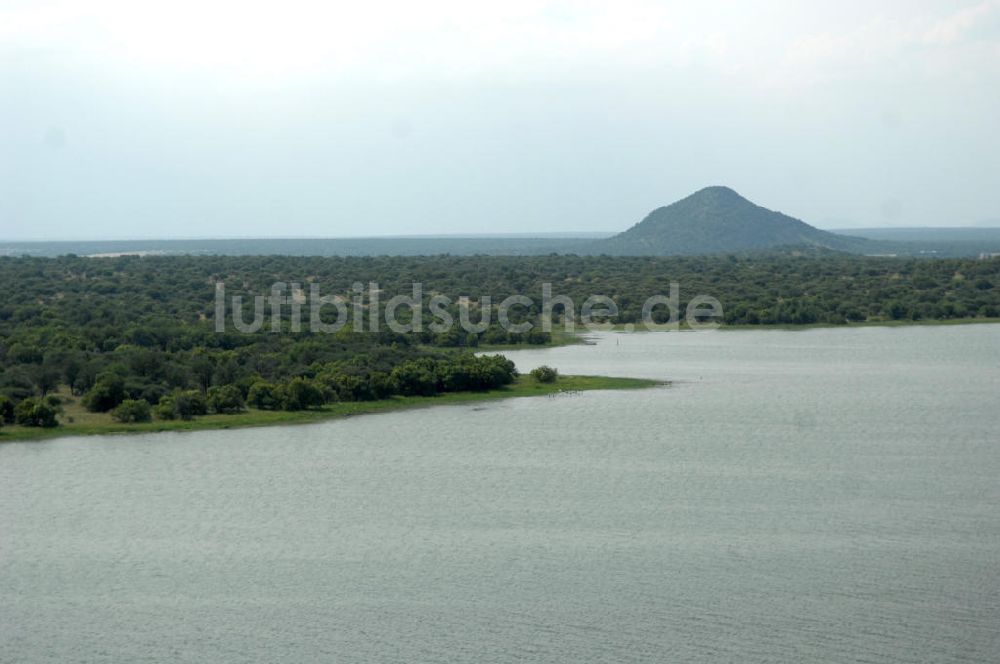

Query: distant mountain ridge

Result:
[596,186,873,255]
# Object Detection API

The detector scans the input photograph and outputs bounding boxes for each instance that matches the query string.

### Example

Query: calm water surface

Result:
[2,325,999,663]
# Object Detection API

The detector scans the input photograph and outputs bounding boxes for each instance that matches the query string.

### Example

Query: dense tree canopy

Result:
[0,252,996,428]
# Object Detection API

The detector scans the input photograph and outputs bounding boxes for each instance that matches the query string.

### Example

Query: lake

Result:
[2,325,999,662]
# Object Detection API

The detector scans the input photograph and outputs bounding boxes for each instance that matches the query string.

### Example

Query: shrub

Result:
[390,359,440,396]
[526,329,550,345]
[0,395,15,424]
[139,383,168,406]
[247,381,283,410]
[530,365,558,383]
[368,371,395,400]
[181,390,208,416]
[154,390,207,421]
[154,396,178,420]
[318,371,368,401]
[13,397,59,428]
[280,377,325,411]
[83,373,125,412]
[0,368,38,402]
[438,354,516,392]
[112,399,152,423]
[207,384,245,414]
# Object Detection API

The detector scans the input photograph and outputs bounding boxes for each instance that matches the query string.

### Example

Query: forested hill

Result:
[596,186,876,255]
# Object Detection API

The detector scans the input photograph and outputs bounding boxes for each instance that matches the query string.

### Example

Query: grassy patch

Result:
[0,374,662,443]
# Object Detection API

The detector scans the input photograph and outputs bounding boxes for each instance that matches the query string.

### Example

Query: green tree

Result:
[390,359,439,396]
[207,385,245,414]
[368,371,395,399]
[280,377,325,411]
[154,396,179,420]
[33,364,62,396]
[7,342,43,364]
[0,395,15,424]
[247,381,283,410]
[154,390,207,420]
[112,399,152,423]
[0,367,37,402]
[179,390,208,417]
[13,398,59,428]
[83,373,126,412]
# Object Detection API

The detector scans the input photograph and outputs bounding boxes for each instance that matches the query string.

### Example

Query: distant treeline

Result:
[4,227,1000,258]
[0,253,997,427]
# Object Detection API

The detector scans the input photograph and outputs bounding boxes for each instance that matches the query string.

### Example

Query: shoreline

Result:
[3,317,994,444]
[552,316,1000,335]
[0,374,663,444]
[718,316,1000,331]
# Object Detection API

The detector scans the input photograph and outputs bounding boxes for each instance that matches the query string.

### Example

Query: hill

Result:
[597,186,874,255]
[7,188,997,258]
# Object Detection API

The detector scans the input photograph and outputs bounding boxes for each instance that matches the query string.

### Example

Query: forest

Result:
[0,252,997,429]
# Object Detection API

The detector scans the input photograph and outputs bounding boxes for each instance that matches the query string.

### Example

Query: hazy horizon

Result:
[5,224,1000,245]
[3,1,999,240]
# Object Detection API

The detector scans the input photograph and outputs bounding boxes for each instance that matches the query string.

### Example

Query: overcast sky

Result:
[2,0,999,239]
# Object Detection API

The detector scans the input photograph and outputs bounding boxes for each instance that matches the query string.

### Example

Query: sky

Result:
[1,0,999,240]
